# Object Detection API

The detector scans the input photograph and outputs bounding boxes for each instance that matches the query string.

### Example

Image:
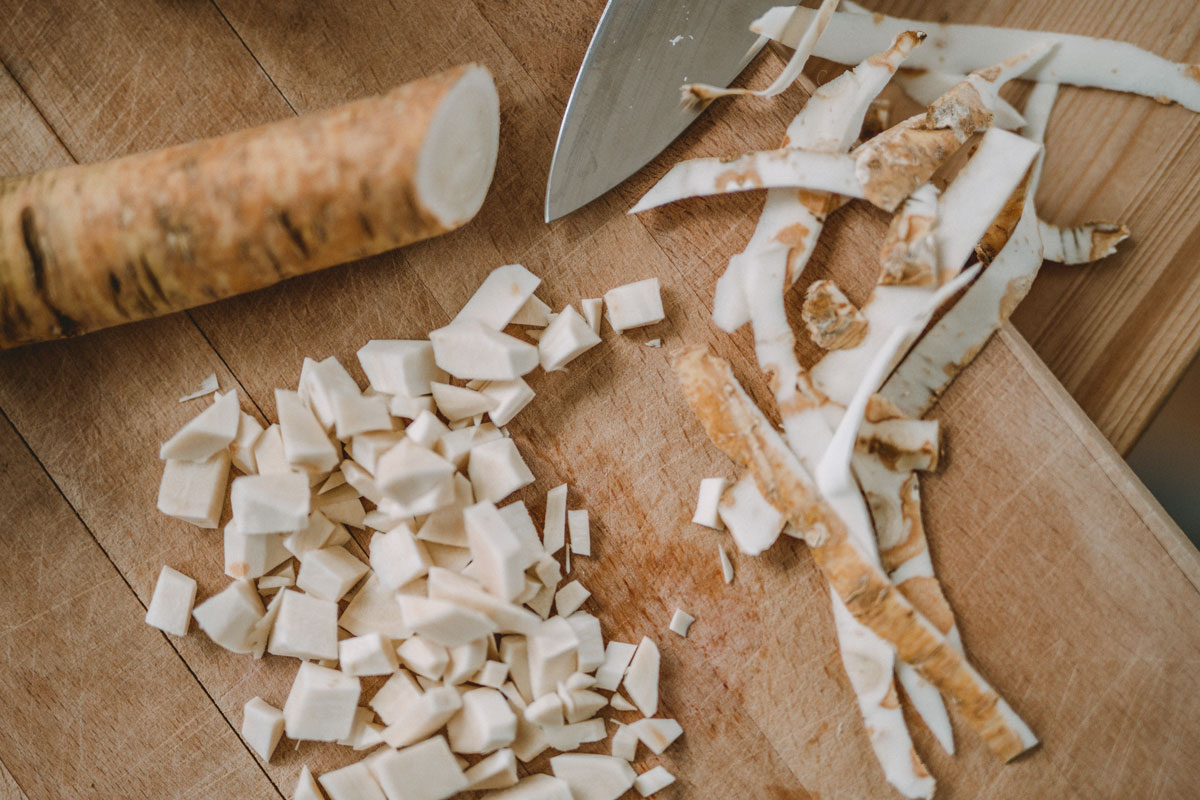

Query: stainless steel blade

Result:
[545,0,775,222]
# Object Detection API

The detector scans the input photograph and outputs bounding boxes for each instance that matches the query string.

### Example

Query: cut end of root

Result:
[416,64,500,229]
[680,84,733,110]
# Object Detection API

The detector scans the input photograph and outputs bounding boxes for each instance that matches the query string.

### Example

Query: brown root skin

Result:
[976,172,1033,265]
[802,280,869,350]
[673,346,1035,762]
[0,64,490,349]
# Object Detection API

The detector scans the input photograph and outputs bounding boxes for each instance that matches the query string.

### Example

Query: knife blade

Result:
[545,0,775,222]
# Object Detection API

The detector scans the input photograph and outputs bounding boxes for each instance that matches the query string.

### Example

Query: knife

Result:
[545,0,777,222]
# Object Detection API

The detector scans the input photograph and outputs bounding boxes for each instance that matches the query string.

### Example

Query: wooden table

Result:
[1,1,1199,798]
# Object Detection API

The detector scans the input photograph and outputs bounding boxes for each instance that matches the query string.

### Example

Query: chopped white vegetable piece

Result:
[550,754,637,800]
[339,459,382,504]
[230,412,263,474]
[496,501,544,566]
[478,378,535,427]
[230,472,310,534]
[156,451,230,529]
[525,692,564,727]
[542,484,568,554]
[717,473,785,556]
[668,609,695,638]
[692,477,727,530]
[486,775,573,800]
[718,543,734,585]
[527,582,555,619]
[430,321,539,381]
[341,573,408,638]
[447,687,518,754]
[319,762,385,800]
[376,439,456,509]
[609,693,636,712]
[561,688,606,724]
[528,616,580,698]
[283,661,360,742]
[417,479,473,547]
[283,511,336,558]
[389,392,438,420]
[474,660,510,688]
[358,340,445,398]
[267,589,338,661]
[555,580,590,617]
[293,765,324,800]
[468,437,534,503]
[314,482,368,527]
[332,391,392,441]
[500,637,533,702]
[538,306,602,371]
[533,552,562,589]
[644,339,661,348]
[511,294,553,327]
[340,632,399,676]
[453,264,542,330]
[337,706,386,751]
[427,568,542,636]
[318,470,346,494]
[465,747,518,790]
[241,696,284,762]
[369,735,469,800]
[564,612,604,673]
[566,509,590,557]
[622,637,659,717]
[380,687,463,748]
[369,669,422,725]
[179,372,219,403]
[446,637,489,685]
[397,635,450,680]
[144,565,196,636]
[250,423,290,475]
[276,389,339,472]
[408,409,452,448]
[224,522,290,580]
[611,723,639,761]
[580,298,603,334]
[431,382,497,421]
[257,562,294,594]
[464,501,528,601]
[603,278,664,333]
[634,766,676,797]
[349,430,405,475]
[370,525,432,590]
[541,718,608,751]
[298,356,361,432]
[160,389,240,462]
[192,579,264,653]
[629,718,683,754]
[437,423,502,469]
[398,595,497,647]
[246,587,284,659]
[594,641,637,692]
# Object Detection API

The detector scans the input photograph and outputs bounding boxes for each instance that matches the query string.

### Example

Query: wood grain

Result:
[0,0,1196,798]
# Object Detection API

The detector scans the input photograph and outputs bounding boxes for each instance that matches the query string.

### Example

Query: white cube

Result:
[430,321,539,381]
[368,735,468,800]
[241,696,284,761]
[447,688,517,754]
[296,546,369,602]
[192,580,264,654]
[224,522,290,580]
[369,526,431,590]
[358,340,445,397]
[230,472,310,534]
[276,389,339,472]
[468,438,534,504]
[144,565,196,636]
[319,761,386,800]
[283,661,361,741]
[538,306,601,371]
[267,589,338,661]
[340,633,399,676]
[603,278,664,332]
[156,451,230,529]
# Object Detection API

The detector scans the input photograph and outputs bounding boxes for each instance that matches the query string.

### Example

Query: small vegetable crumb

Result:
[668,609,695,638]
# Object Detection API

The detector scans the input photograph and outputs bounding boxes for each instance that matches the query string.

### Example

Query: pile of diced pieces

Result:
[144,265,681,799]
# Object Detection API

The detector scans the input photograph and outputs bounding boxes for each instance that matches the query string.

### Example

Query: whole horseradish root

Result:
[0,64,499,348]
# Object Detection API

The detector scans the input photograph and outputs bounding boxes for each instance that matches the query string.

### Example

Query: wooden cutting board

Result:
[1,1,1199,799]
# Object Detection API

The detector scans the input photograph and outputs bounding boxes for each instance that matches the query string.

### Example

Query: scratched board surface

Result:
[0,1,1199,798]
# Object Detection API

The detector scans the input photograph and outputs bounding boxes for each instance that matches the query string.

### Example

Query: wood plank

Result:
[0,0,1197,797]
[0,412,278,799]
[0,757,29,800]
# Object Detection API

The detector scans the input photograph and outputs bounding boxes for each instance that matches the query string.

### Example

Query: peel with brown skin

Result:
[673,346,1037,762]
